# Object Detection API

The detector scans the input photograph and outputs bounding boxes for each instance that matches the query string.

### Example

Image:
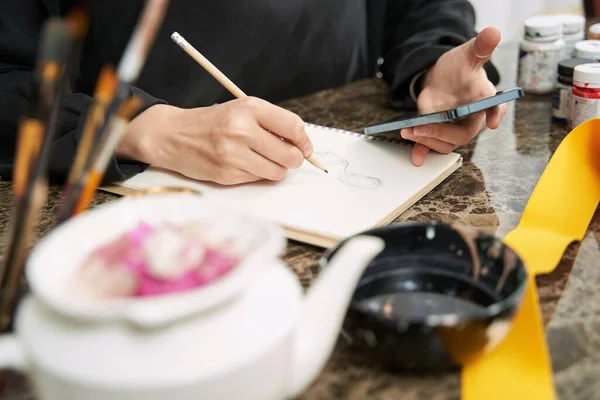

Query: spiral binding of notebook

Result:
[305,123,413,148]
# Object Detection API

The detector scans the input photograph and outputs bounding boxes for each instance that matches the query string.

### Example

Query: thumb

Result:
[411,143,430,167]
[466,27,501,68]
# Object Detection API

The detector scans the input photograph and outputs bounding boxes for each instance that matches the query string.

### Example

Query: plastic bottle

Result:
[518,16,565,95]
[552,58,595,122]
[569,63,600,129]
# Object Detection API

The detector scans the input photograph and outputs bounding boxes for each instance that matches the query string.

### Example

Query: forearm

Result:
[50,85,167,184]
[0,74,167,184]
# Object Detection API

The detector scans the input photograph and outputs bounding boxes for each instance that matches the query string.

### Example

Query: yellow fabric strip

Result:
[462,118,600,400]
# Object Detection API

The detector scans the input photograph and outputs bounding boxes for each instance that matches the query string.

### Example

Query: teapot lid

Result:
[26,194,285,328]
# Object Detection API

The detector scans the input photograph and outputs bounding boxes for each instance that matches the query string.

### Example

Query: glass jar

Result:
[569,63,600,130]
[552,58,594,123]
[518,16,565,95]
[555,14,585,58]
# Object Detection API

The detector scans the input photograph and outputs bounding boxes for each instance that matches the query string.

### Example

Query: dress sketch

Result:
[282,151,382,189]
[314,151,382,189]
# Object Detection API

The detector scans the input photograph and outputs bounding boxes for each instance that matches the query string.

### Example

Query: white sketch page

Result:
[118,124,462,240]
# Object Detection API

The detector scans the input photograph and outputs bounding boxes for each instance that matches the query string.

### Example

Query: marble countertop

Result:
[1,41,599,399]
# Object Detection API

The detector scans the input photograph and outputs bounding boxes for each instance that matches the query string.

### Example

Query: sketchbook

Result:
[101,123,462,248]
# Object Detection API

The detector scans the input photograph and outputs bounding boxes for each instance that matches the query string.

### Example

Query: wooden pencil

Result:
[170,31,328,174]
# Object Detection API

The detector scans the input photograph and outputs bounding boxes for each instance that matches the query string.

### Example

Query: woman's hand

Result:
[401,27,507,166]
[117,96,313,185]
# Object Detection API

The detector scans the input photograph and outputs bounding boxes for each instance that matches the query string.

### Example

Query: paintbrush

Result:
[57,66,119,219]
[12,19,74,197]
[170,32,328,174]
[72,96,143,215]
[66,66,119,188]
[32,5,89,183]
[0,8,88,331]
[56,0,170,223]
[56,95,142,221]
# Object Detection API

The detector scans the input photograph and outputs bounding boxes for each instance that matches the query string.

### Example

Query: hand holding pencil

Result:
[114,32,328,185]
[118,92,318,185]
[170,31,326,174]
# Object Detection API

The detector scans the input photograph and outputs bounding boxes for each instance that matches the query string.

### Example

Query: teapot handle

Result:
[0,335,27,371]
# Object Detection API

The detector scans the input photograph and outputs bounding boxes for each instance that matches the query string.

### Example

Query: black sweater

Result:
[0,0,499,183]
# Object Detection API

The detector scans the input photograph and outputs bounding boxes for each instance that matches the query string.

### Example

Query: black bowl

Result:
[319,222,528,371]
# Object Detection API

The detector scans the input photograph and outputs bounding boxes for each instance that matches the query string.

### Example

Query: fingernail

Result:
[301,140,313,157]
[413,126,432,137]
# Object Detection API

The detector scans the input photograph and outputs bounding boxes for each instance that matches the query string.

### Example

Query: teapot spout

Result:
[287,235,384,398]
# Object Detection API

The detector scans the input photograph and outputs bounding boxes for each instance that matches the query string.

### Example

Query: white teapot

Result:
[0,194,384,400]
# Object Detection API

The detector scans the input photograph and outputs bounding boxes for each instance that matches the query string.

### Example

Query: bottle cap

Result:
[554,14,585,34]
[574,40,600,60]
[524,16,563,41]
[589,23,600,40]
[558,58,596,78]
[573,63,600,88]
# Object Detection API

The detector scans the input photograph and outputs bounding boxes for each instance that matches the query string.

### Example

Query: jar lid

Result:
[573,63,600,87]
[574,40,600,60]
[588,24,600,35]
[555,14,585,34]
[524,16,563,40]
[558,58,597,77]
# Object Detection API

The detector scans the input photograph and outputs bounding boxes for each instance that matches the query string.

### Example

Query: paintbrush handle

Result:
[0,181,47,331]
[117,0,170,83]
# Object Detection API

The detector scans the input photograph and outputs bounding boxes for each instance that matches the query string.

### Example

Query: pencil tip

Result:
[324,169,328,173]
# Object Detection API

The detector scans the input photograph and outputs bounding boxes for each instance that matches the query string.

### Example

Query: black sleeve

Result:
[0,0,166,185]
[379,0,500,110]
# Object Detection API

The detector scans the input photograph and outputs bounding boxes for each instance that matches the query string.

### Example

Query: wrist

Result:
[116,104,182,164]
[409,68,430,102]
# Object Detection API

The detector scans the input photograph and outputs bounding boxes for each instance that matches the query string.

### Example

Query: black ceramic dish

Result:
[320,222,528,371]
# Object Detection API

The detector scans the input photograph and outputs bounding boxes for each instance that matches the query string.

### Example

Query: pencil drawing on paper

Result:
[315,151,382,189]
[283,151,382,189]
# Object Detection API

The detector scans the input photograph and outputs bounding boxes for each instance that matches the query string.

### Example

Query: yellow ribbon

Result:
[462,119,600,399]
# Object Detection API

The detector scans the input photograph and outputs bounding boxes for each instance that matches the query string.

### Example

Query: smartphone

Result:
[362,87,524,135]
